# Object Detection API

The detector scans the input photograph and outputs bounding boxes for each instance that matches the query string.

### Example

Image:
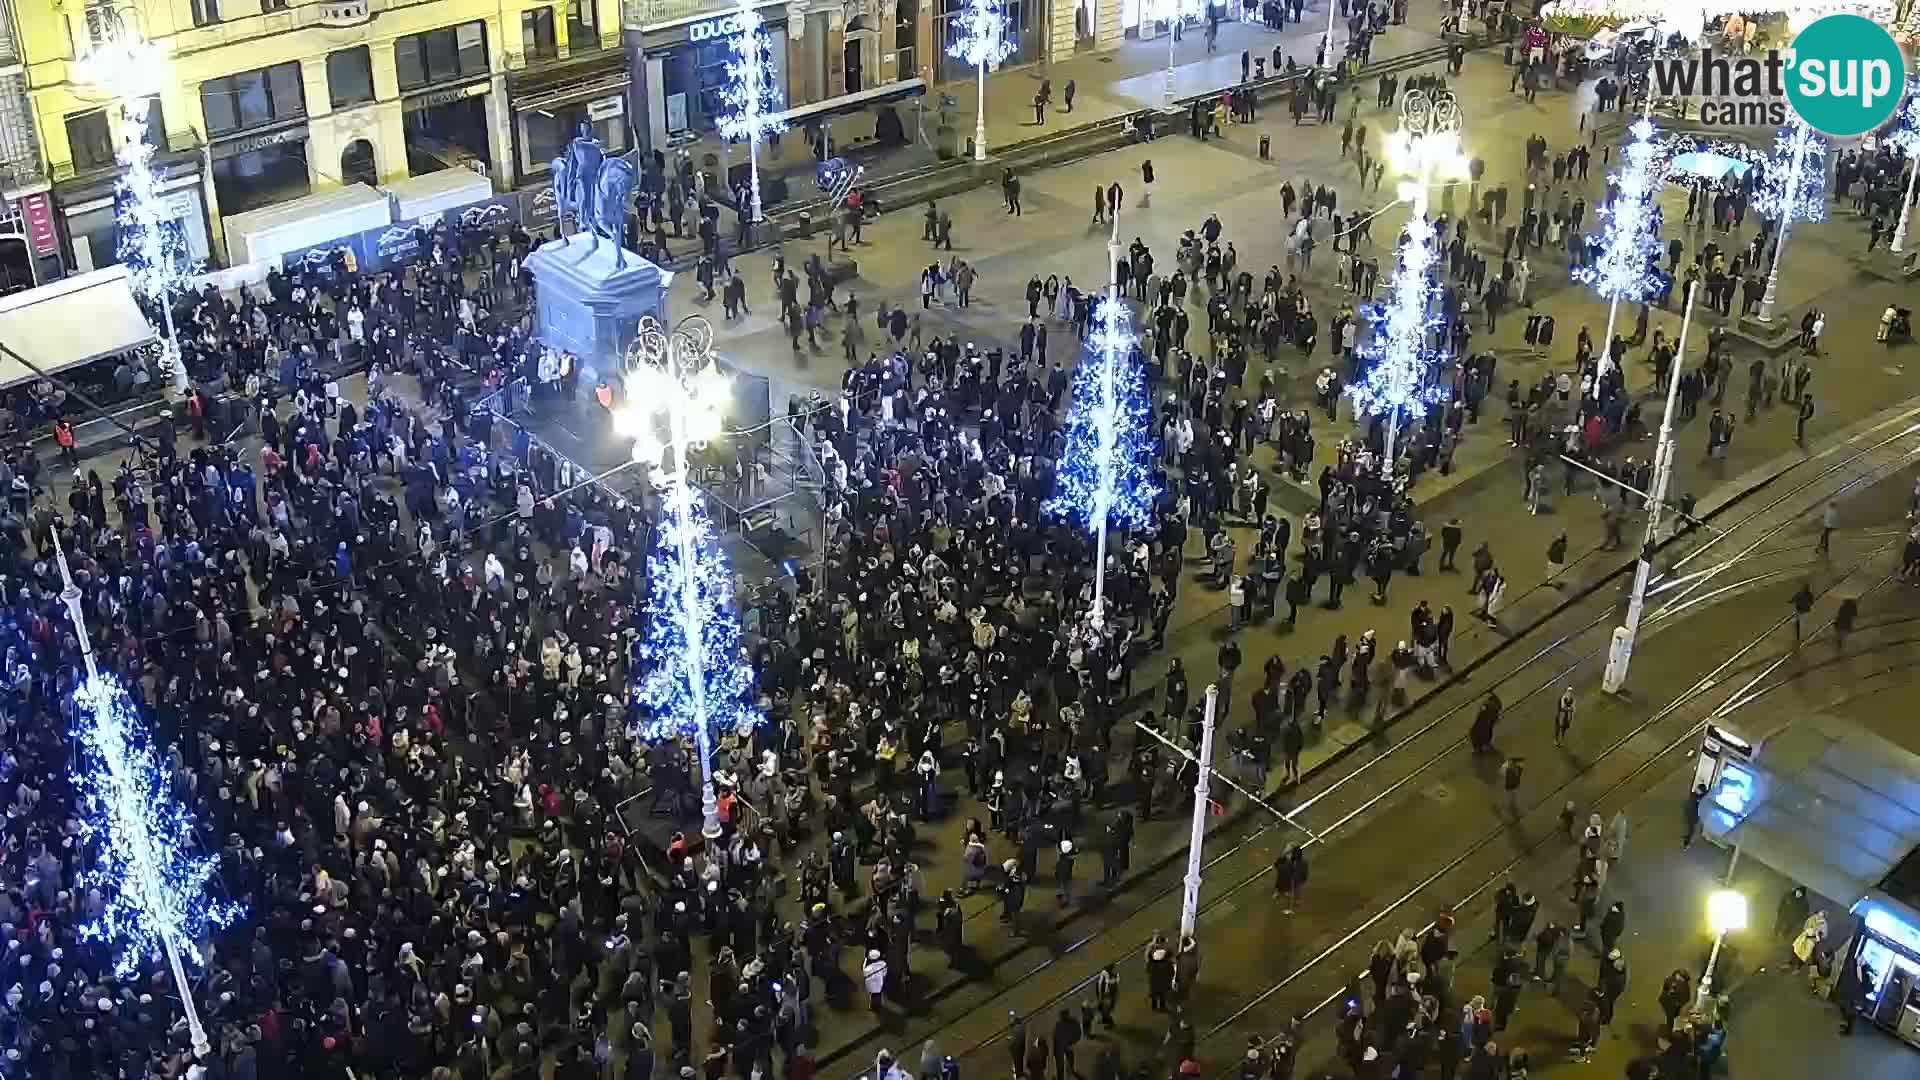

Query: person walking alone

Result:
[1553,688,1575,747]
[1273,844,1308,914]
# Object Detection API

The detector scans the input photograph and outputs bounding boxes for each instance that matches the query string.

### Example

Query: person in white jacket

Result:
[863,950,889,1011]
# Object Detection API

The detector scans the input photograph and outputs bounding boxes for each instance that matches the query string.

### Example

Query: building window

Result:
[65,109,113,172]
[895,0,917,81]
[395,21,490,91]
[200,61,307,137]
[262,0,289,10]
[567,0,600,49]
[522,7,557,60]
[190,0,221,26]
[143,98,167,145]
[328,47,375,108]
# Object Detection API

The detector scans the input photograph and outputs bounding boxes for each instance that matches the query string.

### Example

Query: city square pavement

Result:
[512,22,1920,1080]
[663,3,1448,239]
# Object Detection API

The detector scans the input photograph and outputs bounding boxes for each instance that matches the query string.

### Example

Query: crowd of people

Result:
[6,7,1914,1079]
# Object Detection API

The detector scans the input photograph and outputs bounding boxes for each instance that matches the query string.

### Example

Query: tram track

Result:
[821,421,1920,1070]
[1195,554,1911,1052]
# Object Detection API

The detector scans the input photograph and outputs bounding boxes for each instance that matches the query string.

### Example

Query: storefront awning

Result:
[1704,714,1920,907]
[0,266,156,391]
[765,78,925,129]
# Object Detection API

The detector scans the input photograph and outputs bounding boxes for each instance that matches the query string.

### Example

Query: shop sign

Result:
[522,183,559,227]
[19,193,56,258]
[688,11,748,40]
[403,80,489,112]
[587,95,626,122]
[209,125,309,161]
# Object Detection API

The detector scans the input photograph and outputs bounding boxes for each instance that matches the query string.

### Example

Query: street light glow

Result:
[1707,889,1749,935]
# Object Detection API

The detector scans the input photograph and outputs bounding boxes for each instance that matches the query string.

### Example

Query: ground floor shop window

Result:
[519,103,627,177]
[404,95,493,174]
[211,142,311,215]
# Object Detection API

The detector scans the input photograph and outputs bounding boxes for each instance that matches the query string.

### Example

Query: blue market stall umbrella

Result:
[1669,150,1753,182]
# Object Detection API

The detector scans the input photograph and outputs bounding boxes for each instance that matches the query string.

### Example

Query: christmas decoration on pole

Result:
[1347,89,1467,478]
[1753,118,1828,323]
[1046,209,1159,629]
[76,8,190,393]
[948,0,1016,163]
[716,0,787,227]
[54,530,236,1060]
[1575,117,1668,376]
[1887,78,1920,254]
[617,316,760,841]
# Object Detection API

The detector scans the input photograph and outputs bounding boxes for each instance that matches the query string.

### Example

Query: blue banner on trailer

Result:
[281,195,522,277]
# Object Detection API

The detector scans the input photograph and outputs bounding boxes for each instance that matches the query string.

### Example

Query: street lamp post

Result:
[1755,121,1826,326]
[1356,90,1467,478]
[75,7,188,395]
[1754,129,1808,325]
[52,529,216,1059]
[1698,888,1748,1010]
[1892,162,1919,255]
[1886,80,1920,255]
[1603,280,1698,694]
[1162,0,1182,111]
[1088,210,1125,629]
[1323,0,1339,69]
[618,317,736,840]
[1178,684,1220,941]
[949,0,1016,163]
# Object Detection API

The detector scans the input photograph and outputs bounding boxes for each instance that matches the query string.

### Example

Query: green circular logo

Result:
[1785,14,1906,137]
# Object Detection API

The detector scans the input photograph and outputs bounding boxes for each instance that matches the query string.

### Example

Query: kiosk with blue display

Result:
[1694,712,1920,1048]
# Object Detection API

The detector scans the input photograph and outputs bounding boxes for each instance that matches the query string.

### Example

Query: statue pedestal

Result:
[525,232,669,385]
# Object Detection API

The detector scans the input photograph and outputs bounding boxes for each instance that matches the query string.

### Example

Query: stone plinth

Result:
[525,232,669,384]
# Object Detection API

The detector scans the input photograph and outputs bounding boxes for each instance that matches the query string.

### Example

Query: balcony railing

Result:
[504,32,620,75]
[623,0,740,29]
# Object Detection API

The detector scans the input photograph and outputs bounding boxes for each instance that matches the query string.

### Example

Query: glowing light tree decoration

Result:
[1887,79,1920,254]
[617,316,759,841]
[1753,118,1828,324]
[716,0,787,228]
[76,8,190,394]
[1346,90,1469,478]
[1046,209,1159,630]
[53,531,238,1060]
[949,0,1016,163]
[1575,117,1667,377]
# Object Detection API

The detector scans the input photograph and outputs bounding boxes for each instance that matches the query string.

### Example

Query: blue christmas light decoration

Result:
[1345,214,1449,432]
[1753,120,1828,225]
[715,0,784,141]
[634,484,761,746]
[72,675,243,979]
[1575,118,1667,307]
[1046,295,1161,533]
[714,0,786,222]
[949,0,1016,70]
[1890,77,1920,155]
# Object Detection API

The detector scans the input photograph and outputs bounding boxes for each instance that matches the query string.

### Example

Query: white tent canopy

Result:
[0,266,156,391]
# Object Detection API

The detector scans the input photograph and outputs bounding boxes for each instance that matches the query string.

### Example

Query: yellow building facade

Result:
[12,0,949,272]
[21,0,627,267]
